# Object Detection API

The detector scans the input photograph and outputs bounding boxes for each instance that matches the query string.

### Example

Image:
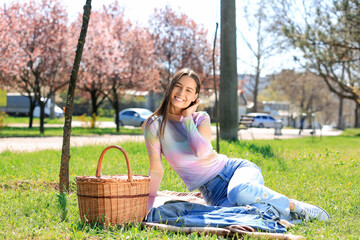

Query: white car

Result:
[248,113,281,128]
[33,100,64,118]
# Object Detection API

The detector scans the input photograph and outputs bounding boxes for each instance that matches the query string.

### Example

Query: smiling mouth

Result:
[175,97,185,102]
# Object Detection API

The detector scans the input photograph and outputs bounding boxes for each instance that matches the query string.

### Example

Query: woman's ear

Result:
[194,93,199,102]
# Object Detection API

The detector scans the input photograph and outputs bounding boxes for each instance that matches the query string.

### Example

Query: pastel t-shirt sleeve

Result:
[196,112,211,127]
[183,112,213,157]
[144,118,163,210]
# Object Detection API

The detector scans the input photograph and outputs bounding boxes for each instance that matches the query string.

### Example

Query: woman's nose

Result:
[177,88,186,96]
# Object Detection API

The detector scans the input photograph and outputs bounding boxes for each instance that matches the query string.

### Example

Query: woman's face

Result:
[169,75,199,113]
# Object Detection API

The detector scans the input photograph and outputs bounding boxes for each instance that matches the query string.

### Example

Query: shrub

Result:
[0,111,8,130]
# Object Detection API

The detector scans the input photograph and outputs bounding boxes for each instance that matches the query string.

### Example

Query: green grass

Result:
[0,126,142,137]
[340,128,360,137]
[0,130,359,239]
[5,116,115,124]
[5,116,65,124]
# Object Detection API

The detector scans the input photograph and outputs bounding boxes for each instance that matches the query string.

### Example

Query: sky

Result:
[2,0,301,76]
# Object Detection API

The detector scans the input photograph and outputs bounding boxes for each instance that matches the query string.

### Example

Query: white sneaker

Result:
[291,199,329,221]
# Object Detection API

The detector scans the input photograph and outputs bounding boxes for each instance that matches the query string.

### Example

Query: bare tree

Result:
[273,0,360,127]
[238,0,278,112]
[60,0,92,193]
[267,70,338,125]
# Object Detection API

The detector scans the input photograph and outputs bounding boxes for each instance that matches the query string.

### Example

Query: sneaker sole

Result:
[313,204,330,221]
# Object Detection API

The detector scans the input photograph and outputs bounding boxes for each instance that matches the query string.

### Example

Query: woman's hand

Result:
[182,99,200,118]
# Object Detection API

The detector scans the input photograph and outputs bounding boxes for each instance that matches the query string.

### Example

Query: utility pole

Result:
[220,0,238,141]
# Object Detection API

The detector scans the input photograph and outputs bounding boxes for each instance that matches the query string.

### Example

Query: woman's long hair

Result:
[143,68,201,138]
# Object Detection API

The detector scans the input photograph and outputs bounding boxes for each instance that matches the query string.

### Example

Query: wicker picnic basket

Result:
[76,145,150,225]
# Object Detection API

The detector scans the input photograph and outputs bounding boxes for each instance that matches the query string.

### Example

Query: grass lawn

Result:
[0,130,359,239]
[0,126,142,137]
[1,116,142,137]
[5,116,115,124]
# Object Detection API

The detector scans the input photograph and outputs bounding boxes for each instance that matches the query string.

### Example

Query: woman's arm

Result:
[183,113,213,157]
[181,100,213,157]
[144,119,164,210]
[147,153,163,210]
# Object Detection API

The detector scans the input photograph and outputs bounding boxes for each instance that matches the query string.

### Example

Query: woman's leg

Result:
[226,162,291,219]
[227,160,329,221]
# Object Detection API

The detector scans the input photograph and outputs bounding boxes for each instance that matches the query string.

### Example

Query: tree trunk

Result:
[28,96,36,128]
[220,0,238,141]
[50,93,55,119]
[39,100,45,134]
[113,89,120,132]
[89,90,102,129]
[253,67,260,112]
[147,91,156,111]
[355,102,359,128]
[90,90,98,116]
[59,0,92,193]
[90,91,97,129]
[337,96,344,130]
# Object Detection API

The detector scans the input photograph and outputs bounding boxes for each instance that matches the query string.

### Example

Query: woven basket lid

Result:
[76,175,150,183]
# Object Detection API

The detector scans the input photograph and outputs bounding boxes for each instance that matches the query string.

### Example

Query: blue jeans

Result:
[146,201,287,233]
[198,159,291,220]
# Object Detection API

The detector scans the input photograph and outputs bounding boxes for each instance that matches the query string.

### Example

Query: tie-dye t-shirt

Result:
[144,111,227,207]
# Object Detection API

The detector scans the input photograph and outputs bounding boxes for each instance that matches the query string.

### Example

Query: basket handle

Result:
[95,145,133,183]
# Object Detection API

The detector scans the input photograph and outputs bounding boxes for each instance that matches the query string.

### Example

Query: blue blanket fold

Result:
[145,201,287,233]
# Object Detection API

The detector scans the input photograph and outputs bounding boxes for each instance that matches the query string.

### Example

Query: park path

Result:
[0,134,144,153]
[0,122,343,153]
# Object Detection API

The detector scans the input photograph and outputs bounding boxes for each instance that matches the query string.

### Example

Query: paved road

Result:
[0,122,343,153]
[237,127,343,140]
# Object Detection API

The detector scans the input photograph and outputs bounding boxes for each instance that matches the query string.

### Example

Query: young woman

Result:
[143,68,329,222]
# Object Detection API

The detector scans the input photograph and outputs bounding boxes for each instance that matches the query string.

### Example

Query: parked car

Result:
[115,108,153,127]
[248,113,281,128]
[33,100,64,118]
[6,93,64,118]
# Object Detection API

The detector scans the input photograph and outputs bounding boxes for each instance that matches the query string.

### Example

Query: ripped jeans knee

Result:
[227,181,270,206]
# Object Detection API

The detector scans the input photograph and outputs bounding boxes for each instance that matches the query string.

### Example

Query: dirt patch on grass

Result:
[0,180,76,192]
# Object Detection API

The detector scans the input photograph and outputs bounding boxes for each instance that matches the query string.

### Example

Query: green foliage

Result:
[74,113,102,129]
[340,128,360,137]
[0,133,359,239]
[98,108,115,118]
[0,111,8,130]
[57,191,68,222]
[277,0,360,110]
